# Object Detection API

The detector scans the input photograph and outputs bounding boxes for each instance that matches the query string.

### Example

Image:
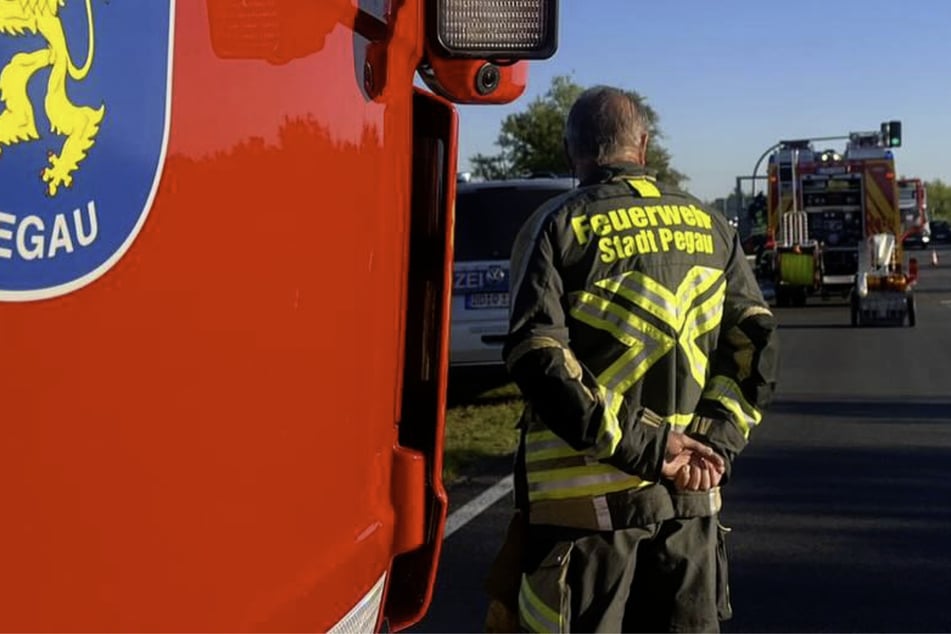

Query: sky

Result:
[454,0,951,202]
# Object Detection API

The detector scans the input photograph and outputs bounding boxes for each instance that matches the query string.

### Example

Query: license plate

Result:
[465,292,509,309]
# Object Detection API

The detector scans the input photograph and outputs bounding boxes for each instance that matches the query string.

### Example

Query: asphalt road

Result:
[412,245,951,634]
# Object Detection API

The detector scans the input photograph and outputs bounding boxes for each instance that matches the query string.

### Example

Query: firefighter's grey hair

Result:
[565,86,649,164]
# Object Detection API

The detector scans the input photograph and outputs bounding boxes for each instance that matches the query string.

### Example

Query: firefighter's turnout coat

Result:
[504,163,780,532]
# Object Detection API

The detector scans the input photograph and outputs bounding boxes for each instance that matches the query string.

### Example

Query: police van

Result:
[450,177,576,366]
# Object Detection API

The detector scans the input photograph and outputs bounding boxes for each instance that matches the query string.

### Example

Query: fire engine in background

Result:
[0,1,558,631]
[762,121,918,326]
[898,177,930,249]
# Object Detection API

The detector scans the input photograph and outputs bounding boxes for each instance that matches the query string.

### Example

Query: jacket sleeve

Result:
[691,231,780,481]
[503,211,669,481]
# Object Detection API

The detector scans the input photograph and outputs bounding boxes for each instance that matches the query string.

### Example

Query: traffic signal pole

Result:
[738,123,901,235]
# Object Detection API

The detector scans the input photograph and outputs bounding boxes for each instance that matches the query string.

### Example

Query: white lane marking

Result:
[941,300,951,309]
[444,475,514,540]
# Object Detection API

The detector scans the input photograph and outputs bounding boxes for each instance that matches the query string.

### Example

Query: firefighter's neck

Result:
[575,151,645,183]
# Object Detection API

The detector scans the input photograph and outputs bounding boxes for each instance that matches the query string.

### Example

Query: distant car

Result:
[450,177,576,367]
[902,228,932,250]
[931,220,951,244]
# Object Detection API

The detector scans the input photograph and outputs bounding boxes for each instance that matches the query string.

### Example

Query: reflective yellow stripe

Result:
[602,385,624,418]
[525,446,583,463]
[702,375,762,436]
[576,266,725,393]
[525,431,586,463]
[519,575,562,633]
[596,271,679,327]
[525,424,647,501]
[526,429,622,464]
[593,384,622,459]
[665,412,695,428]
[529,477,650,501]
[523,392,620,463]
[572,290,670,349]
[681,280,726,386]
[526,430,561,443]
[571,291,675,395]
[528,463,647,501]
[529,461,632,483]
[625,177,662,198]
[596,266,724,332]
[865,173,895,233]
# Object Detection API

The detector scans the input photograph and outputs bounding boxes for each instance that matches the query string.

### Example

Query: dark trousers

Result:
[497,515,730,633]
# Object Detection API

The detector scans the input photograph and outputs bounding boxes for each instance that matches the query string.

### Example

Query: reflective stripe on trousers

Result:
[518,542,573,633]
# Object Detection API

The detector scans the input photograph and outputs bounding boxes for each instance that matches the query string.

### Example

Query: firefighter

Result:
[484,86,779,633]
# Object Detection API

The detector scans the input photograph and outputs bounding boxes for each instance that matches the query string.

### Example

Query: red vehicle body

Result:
[0,1,556,630]
[898,177,930,245]
[763,131,904,306]
[761,128,917,324]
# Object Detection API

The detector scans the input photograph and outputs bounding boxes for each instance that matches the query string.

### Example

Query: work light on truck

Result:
[432,0,559,59]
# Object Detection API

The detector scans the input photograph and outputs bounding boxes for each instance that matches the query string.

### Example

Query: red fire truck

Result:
[762,123,917,325]
[0,1,557,630]
[898,177,930,248]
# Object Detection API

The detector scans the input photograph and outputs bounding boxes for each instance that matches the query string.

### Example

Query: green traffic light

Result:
[887,120,902,147]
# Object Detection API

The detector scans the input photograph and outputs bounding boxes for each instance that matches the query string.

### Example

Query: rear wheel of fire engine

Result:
[907,295,917,327]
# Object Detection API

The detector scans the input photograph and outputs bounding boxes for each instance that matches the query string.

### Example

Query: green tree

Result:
[470,75,687,188]
[925,179,951,220]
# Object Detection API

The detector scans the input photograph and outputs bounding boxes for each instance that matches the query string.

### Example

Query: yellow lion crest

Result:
[0,0,103,197]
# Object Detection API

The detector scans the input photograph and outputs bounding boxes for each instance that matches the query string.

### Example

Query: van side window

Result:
[455,187,568,261]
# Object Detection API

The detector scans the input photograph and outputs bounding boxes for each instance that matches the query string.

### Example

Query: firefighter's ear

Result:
[637,132,650,165]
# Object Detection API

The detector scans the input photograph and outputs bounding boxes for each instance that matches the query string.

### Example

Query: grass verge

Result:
[443,373,523,485]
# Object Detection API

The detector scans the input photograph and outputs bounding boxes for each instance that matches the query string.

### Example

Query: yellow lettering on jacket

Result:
[659,227,714,255]
[574,201,716,262]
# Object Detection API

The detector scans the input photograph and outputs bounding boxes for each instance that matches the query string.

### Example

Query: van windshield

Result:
[454,186,570,261]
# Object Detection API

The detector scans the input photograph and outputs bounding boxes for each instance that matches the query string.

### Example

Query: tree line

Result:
[468,75,948,222]
[924,179,951,221]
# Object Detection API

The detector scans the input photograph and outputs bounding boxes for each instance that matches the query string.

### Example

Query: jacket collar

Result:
[579,162,653,187]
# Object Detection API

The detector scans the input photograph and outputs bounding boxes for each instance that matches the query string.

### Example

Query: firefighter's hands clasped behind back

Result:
[662,432,725,492]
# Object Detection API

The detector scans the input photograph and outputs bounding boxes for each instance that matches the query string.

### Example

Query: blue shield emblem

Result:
[0,0,174,301]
